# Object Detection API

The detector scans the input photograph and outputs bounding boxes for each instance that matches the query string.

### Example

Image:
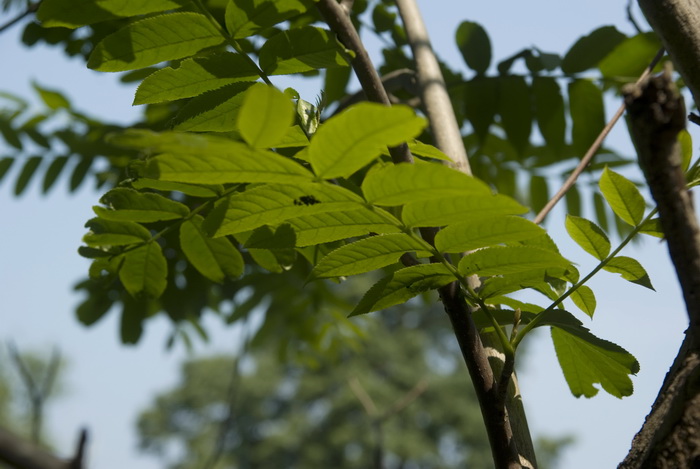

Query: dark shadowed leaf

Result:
[259,27,348,75]
[569,79,605,157]
[14,156,42,195]
[463,77,499,142]
[599,33,662,80]
[180,215,244,283]
[38,0,189,28]
[498,76,532,156]
[225,0,310,38]
[561,26,626,74]
[532,77,565,153]
[455,21,491,74]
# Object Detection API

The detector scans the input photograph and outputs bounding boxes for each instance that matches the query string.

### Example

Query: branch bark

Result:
[619,66,700,468]
[0,426,87,469]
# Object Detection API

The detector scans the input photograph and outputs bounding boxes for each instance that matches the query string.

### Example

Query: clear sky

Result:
[0,1,692,468]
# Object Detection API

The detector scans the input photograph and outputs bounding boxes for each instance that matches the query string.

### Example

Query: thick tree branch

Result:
[0,426,87,469]
[619,66,700,468]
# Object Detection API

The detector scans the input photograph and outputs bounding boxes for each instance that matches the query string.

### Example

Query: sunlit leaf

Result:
[288,209,402,247]
[599,167,645,226]
[638,218,664,238]
[458,246,570,277]
[237,83,294,148]
[308,103,426,179]
[603,256,654,290]
[565,215,610,260]
[171,82,255,132]
[119,242,167,298]
[88,13,225,72]
[97,187,189,222]
[435,216,545,253]
[311,233,431,279]
[83,217,151,247]
[131,179,222,198]
[259,26,348,75]
[363,161,491,206]
[402,194,527,228]
[570,285,596,317]
[180,215,243,283]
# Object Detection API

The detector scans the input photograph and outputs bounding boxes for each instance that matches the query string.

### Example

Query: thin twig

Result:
[533,47,665,225]
[380,378,428,420]
[348,377,378,416]
[626,0,644,34]
[0,2,38,35]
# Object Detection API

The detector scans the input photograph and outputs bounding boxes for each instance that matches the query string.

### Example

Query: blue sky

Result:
[0,1,692,468]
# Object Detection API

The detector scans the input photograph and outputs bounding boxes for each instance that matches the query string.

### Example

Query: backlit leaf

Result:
[134,52,259,105]
[603,256,654,290]
[570,285,596,317]
[455,21,491,74]
[211,182,365,236]
[551,319,639,398]
[172,82,255,132]
[599,167,645,226]
[288,209,402,247]
[435,216,545,253]
[402,194,528,227]
[225,0,310,38]
[119,242,167,298]
[37,0,189,28]
[83,217,151,247]
[350,263,454,316]
[97,187,189,222]
[180,215,243,283]
[679,129,693,173]
[561,26,626,74]
[309,103,426,179]
[362,162,491,206]
[131,179,222,198]
[32,82,70,110]
[311,233,431,279]
[639,218,664,238]
[599,33,661,80]
[259,26,348,75]
[458,246,570,277]
[237,83,294,148]
[565,215,610,260]
[569,79,605,156]
[88,13,225,72]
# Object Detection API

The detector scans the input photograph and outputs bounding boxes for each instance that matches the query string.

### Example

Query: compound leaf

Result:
[458,246,570,277]
[180,215,243,283]
[565,215,610,260]
[237,83,294,148]
[603,256,654,290]
[600,167,645,226]
[119,242,167,298]
[435,216,545,253]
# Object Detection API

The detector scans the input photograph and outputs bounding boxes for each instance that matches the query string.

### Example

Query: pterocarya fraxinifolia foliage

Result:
[23,0,680,402]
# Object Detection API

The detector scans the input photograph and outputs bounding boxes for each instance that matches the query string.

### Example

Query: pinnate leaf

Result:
[599,167,645,226]
[458,246,571,277]
[237,83,294,148]
[83,218,151,247]
[402,194,527,228]
[97,187,189,222]
[259,26,348,75]
[309,103,426,179]
[551,318,639,398]
[119,242,167,298]
[88,13,225,72]
[603,256,654,290]
[225,0,310,38]
[288,209,402,247]
[180,215,243,283]
[171,82,254,132]
[435,216,544,253]
[350,264,454,316]
[38,0,189,28]
[570,285,596,317]
[565,215,610,260]
[363,162,491,207]
[311,233,431,279]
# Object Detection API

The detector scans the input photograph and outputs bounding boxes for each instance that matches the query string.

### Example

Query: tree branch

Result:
[619,65,700,468]
[0,2,39,35]
[0,426,87,469]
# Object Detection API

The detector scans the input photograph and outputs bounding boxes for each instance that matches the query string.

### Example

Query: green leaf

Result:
[599,167,645,226]
[32,82,70,110]
[42,156,69,193]
[69,157,92,192]
[463,77,499,142]
[308,103,426,179]
[225,0,310,38]
[14,156,42,196]
[599,33,661,79]
[237,83,294,148]
[603,256,655,290]
[211,182,365,236]
[350,264,454,316]
[88,13,225,72]
[131,179,222,198]
[529,175,549,214]
[0,157,14,184]
[83,217,151,247]
[402,194,527,227]
[362,162,491,206]
[288,209,402,247]
[145,141,312,184]
[406,141,452,162]
[311,233,430,279]
[259,26,348,75]
[679,129,693,173]
[455,21,491,74]
[479,269,562,300]
[435,216,545,253]
[119,242,167,298]
[570,285,596,317]
[532,77,566,153]
[561,26,626,74]
[120,298,145,344]
[638,218,664,238]
[565,215,610,260]
[171,82,255,132]
[244,224,297,249]
[97,187,189,222]
[498,76,532,156]
[372,3,396,32]
[134,52,259,105]
[180,215,243,283]
[594,191,610,232]
[551,321,639,398]
[569,79,605,156]
[38,0,189,28]
[458,246,571,277]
